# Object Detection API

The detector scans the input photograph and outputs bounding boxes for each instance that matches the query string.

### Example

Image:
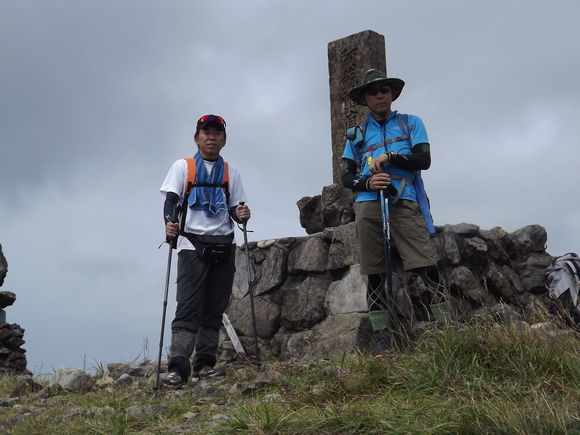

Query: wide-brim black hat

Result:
[348,69,405,105]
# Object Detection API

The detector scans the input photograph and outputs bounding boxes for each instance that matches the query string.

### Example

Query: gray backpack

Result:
[546,253,580,324]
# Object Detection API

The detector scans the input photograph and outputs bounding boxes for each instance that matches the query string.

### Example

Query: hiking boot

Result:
[373,329,391,351]
[159,372,183,389]
[372,349,393,363]
[195,366,226,379]
[372,329,392,362]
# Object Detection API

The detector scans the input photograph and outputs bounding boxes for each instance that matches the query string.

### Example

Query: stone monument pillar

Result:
[328,30,387,184]
[297,30,389,234]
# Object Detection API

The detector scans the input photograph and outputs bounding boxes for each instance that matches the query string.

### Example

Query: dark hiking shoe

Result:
[159,372,183,389]
[373,329,392,362]
[373,329,392,351]
[195,366,226,378]
[372,349,393,363]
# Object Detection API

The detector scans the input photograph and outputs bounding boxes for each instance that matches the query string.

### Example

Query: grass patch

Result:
[2,321,580,434]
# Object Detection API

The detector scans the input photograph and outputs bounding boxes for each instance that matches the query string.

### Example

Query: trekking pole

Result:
[153,235,176,397]
[379,189,393,296]
[238,202,261,366]
[379,188,400,340]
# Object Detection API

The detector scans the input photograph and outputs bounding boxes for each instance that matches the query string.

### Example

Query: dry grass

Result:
[2,319,580,434]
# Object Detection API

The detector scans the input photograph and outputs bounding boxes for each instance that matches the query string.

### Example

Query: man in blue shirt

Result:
[342,69,450,361]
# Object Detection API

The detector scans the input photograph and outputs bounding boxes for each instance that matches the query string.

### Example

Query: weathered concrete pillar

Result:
[297,30,389,233]
[328,30,387,184]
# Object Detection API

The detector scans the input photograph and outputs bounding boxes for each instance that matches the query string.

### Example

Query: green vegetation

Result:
[2,320,580,434]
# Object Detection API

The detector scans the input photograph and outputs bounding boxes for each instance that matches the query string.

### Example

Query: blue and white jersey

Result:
[342,111,429,203]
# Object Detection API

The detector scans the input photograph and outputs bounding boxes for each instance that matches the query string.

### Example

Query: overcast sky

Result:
[1,0,579,375]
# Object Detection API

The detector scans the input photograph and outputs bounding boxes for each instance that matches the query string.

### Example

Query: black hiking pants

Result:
[168,246,235,379]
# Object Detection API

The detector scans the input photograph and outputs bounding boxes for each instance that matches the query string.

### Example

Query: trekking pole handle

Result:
[239,202,249,224]
[166,220,178,249]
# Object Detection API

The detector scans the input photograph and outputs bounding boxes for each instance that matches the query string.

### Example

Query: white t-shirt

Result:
[160,158,247,252]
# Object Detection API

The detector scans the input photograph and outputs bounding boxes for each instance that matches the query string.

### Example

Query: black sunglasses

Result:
[364,85,391,96]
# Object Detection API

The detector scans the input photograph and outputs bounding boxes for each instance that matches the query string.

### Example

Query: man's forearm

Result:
[390,143,431,170]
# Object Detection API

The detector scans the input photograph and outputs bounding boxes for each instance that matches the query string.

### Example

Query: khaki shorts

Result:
[354,199,438,275]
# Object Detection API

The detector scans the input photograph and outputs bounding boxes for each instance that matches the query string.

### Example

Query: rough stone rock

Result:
[49,367,93,393]
[479,229,510,266]
[281,275,332,331]
[320,183,356,229]
[325,265,367,316]
[0,323,29,375]
[296,195,324,234]
[443,225,461,266]
[296,183,356,235]
[9,377,43,397]
[288,236,329,274]
[283,313,372,360]
[227,296,281,339]
[253,245,288,295]
[460,236,489,276]
[324,222,359,270]
[0,291,16,309]
[512,224,548,257]
[0,244,7,287]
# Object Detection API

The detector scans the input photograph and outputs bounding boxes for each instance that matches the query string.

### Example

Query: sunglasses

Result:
[364,85,391,96]
[198,114,226,126]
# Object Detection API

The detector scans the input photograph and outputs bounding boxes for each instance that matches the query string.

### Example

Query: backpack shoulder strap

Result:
[223,162,229,192]
[178,157,197,234]
[397,113,410,137]
[222,161,231,205]
[345,120,369,165]
[386,113,410,147]
[184,157,196,195]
